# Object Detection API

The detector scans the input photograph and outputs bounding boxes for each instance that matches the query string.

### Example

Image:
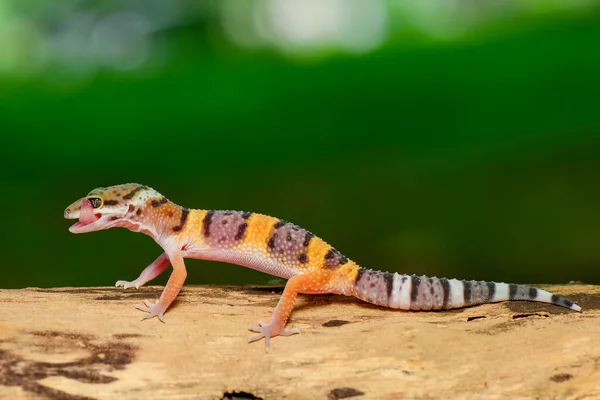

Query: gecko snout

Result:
[64,207,77,219]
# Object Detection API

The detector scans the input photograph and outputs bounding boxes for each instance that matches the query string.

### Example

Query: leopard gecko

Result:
[64,184,581,352]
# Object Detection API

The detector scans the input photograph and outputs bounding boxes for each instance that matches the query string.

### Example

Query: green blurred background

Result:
[1,1,599,289]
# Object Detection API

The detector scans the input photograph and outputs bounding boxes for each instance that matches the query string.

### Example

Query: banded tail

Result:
[353,268,582,312]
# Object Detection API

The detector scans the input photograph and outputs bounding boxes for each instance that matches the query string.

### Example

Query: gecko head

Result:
[64,184,161,234]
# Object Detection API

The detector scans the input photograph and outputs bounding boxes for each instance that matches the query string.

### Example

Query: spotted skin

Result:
[261,221,329,275]
[204,211,250,248]
[64,183,583,352]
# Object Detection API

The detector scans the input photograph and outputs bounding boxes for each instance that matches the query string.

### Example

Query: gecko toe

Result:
[116,280,132,289]
[135,304,150,312]
[248,333,264,343]
[279,327,300,336]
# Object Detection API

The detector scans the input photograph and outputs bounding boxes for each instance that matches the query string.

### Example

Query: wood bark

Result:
[0,284,598,400]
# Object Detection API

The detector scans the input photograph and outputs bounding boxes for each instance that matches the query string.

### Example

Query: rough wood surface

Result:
[0,284,598,400]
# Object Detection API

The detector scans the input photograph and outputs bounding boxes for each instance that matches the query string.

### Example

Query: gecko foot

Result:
[135,300,167,323]
[248,320,300,352]
[115,280,141,289]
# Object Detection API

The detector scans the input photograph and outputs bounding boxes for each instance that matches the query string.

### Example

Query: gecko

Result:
[64,183,582,352]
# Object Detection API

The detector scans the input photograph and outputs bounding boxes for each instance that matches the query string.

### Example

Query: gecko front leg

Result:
[116,252,170,289]
[136,251,188,322]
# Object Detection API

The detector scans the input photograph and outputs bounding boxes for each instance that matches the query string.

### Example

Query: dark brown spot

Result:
[135,209,142,216]
[274,220,287,229]
[242,211,253,220]
[122,185,147,200]
[235,222,248,240]
[324,248,348,268]
[327,387,365,400]
[411,275,421,302]
[354,267,368,285]
[173,208,190,232]
[529,287,538,299]
[268,237,275,249]
[222,219,228,225]
[384,272,393,300]
[298,253,308,264]
[509,283,519,300]
[512,313,549,319]
[104,200,119,206]
[463,280,472,305]
[222,391,263,400]
[322,319,350,327]
[440,278,450,308]
[550,373,573,383]
[150,197,168,207]
[112,333,143,339]
[486,282,496,301]
[467,316,486,322]
[203,210,215,237]
[303,232,314,247]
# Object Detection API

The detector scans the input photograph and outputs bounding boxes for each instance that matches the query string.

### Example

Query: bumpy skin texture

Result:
[64,184,582,352]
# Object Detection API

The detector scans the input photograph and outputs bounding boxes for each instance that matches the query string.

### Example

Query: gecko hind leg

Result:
[247,270,337,352]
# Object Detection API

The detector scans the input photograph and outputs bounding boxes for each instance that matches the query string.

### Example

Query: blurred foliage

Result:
[1,1,599,289]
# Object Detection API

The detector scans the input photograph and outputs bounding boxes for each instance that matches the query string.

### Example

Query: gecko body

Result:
[64,184,581,351]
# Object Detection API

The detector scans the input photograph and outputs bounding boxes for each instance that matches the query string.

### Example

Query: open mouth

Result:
[68,198,102,233]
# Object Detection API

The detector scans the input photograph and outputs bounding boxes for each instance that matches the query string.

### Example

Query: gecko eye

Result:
[87,197,103,209]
